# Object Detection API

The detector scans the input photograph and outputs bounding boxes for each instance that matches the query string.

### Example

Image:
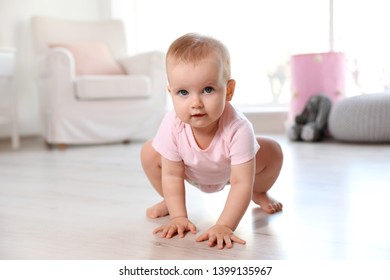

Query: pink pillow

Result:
[49,42,125,75]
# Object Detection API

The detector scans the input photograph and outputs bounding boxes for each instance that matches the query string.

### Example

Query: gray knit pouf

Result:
[328,92,390,142]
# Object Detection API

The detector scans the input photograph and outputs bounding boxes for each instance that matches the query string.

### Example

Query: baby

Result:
[141,33,283,249]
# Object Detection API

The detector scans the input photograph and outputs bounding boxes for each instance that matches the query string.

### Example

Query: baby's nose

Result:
[191,94,203,108]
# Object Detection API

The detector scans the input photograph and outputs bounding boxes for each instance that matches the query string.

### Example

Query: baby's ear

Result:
[226,79,236,101]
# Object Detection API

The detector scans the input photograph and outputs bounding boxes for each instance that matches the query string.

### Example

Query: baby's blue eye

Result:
[178,89,189,96]
[203,87,214,94]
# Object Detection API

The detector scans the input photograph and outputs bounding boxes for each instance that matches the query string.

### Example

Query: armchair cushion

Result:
[49,41,125,75]
[75,75,152,100]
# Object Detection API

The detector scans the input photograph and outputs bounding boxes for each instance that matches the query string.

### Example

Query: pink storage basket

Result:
[289,52,346,122]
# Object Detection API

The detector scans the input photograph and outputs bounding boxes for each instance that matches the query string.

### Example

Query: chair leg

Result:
[9,75,19,149]
[45,141,67,150]
[45,141,53,150]
[11,123,19,149]
[57,144,67,150]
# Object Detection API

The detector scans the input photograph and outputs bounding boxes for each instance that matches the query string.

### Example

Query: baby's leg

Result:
[140,140,168,218]
[252,137,283,213]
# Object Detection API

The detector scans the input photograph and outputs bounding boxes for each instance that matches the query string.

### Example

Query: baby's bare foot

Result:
[252,192,283,214]
[146,200,169,218]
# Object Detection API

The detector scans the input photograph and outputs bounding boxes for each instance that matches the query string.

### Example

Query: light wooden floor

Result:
[1,135,390,260]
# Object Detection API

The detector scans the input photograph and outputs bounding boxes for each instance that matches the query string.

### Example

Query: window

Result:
[113,0,389,108]
[335,0,390,95]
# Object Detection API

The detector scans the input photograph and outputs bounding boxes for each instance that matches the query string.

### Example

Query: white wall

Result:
[0,0,111,139]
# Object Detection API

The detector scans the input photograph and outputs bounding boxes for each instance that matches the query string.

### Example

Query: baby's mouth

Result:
[191,113,206,118]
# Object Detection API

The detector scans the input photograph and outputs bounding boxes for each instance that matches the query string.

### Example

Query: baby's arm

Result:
[153,157,196,238]
[196,158,255,249]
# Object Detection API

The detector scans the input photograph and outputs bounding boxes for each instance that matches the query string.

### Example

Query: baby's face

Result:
[167,54,230,133]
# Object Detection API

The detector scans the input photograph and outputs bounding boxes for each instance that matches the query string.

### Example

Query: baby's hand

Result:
[196,224,246,249]
[153,217,197,239]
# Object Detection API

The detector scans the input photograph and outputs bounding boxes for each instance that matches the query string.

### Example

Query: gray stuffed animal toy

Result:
[288,94,332,142]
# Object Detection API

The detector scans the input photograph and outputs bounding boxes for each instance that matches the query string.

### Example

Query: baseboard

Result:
[241,107,288,134]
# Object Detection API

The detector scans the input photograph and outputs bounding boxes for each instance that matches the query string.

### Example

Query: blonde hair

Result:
[166,33,231,81]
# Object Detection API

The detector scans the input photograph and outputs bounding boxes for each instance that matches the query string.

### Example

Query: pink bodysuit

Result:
[152,102,260,193]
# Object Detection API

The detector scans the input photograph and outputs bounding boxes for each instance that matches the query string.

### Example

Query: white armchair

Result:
[30,16,167,146]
